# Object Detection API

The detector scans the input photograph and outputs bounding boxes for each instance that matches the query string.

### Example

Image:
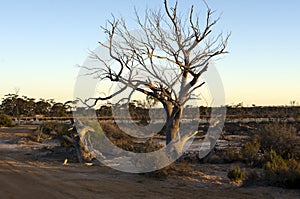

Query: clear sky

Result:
[1,0,299,106]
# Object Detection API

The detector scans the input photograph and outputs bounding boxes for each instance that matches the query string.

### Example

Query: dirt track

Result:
[0,126,299,199]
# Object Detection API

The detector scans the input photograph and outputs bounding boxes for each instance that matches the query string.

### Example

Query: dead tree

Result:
[82,0,229,154]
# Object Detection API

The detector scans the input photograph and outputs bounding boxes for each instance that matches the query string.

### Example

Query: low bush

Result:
[259,123,299,160]
[263,150,300,188]
[236,123,300,188]
[240,136,261,167]
[0,114,14,127]
[227,165,246,183]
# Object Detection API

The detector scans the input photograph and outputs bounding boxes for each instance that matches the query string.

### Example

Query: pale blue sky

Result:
[0,0,299,105]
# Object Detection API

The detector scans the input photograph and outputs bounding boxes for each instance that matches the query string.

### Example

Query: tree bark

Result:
[165,105,183,146]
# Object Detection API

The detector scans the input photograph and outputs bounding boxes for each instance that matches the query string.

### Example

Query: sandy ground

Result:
[0,126,299,199]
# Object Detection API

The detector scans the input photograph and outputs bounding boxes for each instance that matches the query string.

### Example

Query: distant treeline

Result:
[94,104,300,120]
[1,94,299,120]
[0,94,74,118]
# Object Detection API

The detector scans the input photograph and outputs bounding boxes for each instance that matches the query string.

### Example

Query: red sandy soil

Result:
[0,126,299,199]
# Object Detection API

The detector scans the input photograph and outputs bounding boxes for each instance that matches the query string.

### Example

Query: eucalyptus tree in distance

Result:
[81,0,229,154]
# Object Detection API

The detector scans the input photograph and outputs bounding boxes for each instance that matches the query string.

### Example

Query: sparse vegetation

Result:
[227,165,246,183]
[259,123,300,160]
[240,136,261,167]
[263,150,300,188]
[238,122,300,188]
[1,92,300,188]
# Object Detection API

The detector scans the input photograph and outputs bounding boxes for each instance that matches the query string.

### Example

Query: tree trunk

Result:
[166,117,180,145]
[165,106,183,145]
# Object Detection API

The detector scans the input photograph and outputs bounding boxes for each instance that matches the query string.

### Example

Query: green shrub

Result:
[263,150,287,169]
[259,123,299,160]
[241,136,261,167]
[0,114,14,127]
[227,165,246,182]
[253,122,300,188]
[221,123,300,188]
[263,150,300,188]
